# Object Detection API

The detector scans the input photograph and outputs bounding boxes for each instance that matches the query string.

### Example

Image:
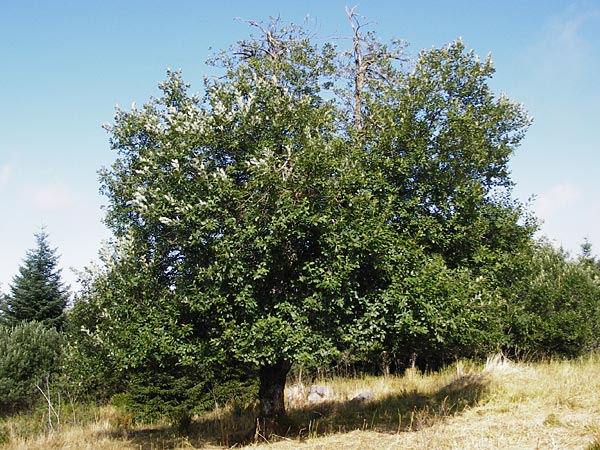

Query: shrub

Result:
[0,322,63,414]
[60,298,125,403]
[508,243,600,357]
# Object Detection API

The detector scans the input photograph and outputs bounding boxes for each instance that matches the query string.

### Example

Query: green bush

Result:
[124,370,211,428]
[508,243,600,357]
[122,360,259,429]
[60,298,125,403]
[383,254,504,370]
[0,322,63,414]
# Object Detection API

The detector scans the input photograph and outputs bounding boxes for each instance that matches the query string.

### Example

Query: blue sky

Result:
[1,0,599,294]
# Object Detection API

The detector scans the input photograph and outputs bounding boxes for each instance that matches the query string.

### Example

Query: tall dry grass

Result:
[247,354,600,449]
[2,355,600,449]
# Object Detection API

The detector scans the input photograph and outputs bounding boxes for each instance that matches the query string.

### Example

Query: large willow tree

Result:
[96,15,531,421]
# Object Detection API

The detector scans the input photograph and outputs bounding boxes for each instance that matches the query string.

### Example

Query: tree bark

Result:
[258,359,291,418]
[347,5,366,131]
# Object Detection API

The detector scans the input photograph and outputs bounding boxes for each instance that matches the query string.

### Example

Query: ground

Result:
[2,355,600,449]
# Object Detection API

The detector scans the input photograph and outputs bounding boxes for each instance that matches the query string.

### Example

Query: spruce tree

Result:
[3,231,68,330]
[0,292,7,325]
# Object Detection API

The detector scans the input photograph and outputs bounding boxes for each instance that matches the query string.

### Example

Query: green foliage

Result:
[60,313,124,403]
[121,363,258,429]
[2,231,68,330]
[508,242,600,357]
[69,240,260,422]
[124,371,210,429]
[391,256,504,368]
[0,321,63,414]
[0,293,7,326]
[92,16,539,418]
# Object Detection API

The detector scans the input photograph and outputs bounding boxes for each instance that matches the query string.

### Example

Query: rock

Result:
[310,385,333,398]
[306,385,333,403]
[350,389,374,403]
[307,392,322,403]
[286,383,306,407]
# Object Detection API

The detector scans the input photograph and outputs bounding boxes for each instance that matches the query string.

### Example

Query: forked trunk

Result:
[258,359,291,419]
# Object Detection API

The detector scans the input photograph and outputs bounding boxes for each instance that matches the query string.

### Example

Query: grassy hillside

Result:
[2,355,600,449]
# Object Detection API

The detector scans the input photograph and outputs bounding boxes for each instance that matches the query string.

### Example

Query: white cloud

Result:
[31,184,76,211]
[531,182,600,255]
[0,164,12,188]
[531,6,600,82]
[535,182,581,220]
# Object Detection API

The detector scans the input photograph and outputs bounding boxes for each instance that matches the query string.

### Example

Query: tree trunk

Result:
[258,359,291,419]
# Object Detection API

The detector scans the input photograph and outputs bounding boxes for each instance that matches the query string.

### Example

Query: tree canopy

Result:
[92,17,535,422]
[2,231,68,330]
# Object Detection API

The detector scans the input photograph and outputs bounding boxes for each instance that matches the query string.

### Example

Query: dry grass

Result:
[2,355,600,449]
[0,406,132,450]
[247,354,600,449]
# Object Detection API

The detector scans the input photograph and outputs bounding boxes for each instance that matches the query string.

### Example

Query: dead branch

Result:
[36,377,60,432]
[235,17,286,60]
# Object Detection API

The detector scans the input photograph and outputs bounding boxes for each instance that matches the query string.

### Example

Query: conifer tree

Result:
[3,231,68,330]
[0,292,7,325]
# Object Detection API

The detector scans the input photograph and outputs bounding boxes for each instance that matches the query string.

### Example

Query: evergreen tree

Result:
[0,292,7,325]
[3,231,68,330]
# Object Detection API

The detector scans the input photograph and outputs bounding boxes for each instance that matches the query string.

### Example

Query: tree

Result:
[508,241,600,357]
[96,16,531,424]
[0,292,7,325]
[68,239,230,428]
[3,231,68,330]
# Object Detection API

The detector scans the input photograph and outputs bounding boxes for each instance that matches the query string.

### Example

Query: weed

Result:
[0,424,10,444]
[587,437,600,450]
[543,412,563,427]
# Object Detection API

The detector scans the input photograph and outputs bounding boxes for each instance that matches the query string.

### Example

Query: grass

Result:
[2,354,600,449]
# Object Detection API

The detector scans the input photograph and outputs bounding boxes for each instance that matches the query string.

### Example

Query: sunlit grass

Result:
[246,354,600,449]
[2,354,600,449]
